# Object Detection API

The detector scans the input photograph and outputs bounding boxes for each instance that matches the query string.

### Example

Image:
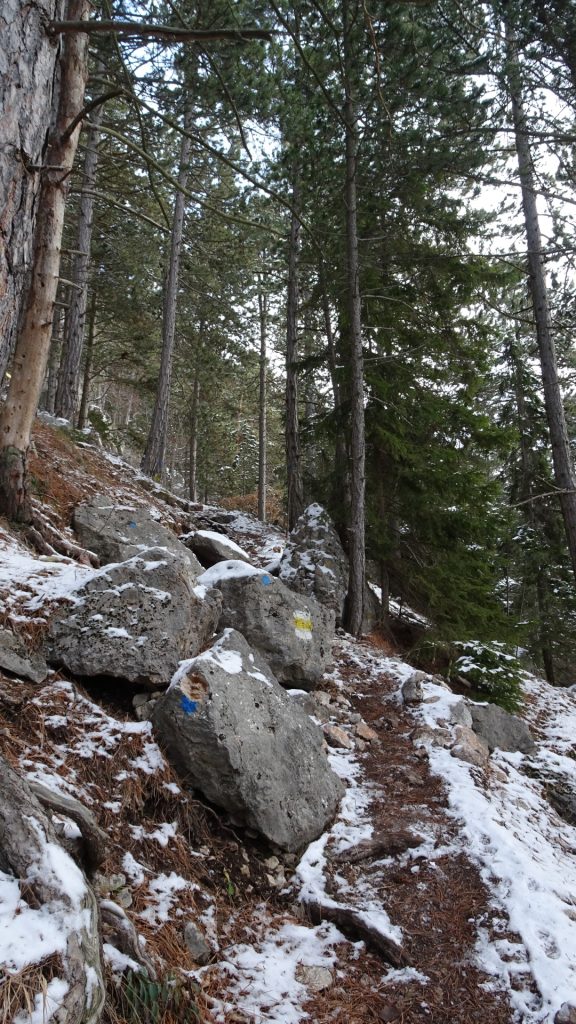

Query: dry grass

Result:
[0,957,62,1024]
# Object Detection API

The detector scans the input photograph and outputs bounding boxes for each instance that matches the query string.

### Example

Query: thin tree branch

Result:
[97,123,284,235]
[49,21,276,42]
[61,88,123,142]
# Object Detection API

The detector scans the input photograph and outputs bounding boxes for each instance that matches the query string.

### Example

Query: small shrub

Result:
[111,969,200,1024]
[450,641,524,712]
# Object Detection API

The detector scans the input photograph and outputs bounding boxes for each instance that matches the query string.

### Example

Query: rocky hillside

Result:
[0,420,575,1024]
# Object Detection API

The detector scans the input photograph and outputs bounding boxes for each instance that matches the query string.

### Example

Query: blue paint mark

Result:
[180,694,198,716]
[128,521,137,528]
[261,575,272,586]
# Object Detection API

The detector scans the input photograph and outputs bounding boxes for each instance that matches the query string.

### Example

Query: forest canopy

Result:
[1,0,576,678]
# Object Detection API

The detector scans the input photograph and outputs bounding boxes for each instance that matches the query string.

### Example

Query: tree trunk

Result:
[258,276,268,523]
[505,19,576,583]
[189,376,200,502]
[55,101,104,422]
[285,171,305,529]
[141,103,194,479]
[342,0,366,636]
[41,303,66,413]
[0,0,90,521]
[320,260,351,522]
[508,331,556,683]
[0,0,67,387]
[77,288,96,429]
[0,754,105,1024]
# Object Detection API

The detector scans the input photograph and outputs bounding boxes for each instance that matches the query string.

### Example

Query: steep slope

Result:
[0,420,575,1024]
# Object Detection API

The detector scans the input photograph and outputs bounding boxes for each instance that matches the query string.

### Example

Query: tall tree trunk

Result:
[285,170,305,529]
[77,288,96,429]
[342,0,366,636]
[320,260,351,522]
[41,302,66,413]
[189,374,200,502]
[55,100,104,422]
[258,277,268,523]
[508,332,556,683]
[504,18,576,583]
[0,0,90,522]
[0,0,67,387]
[141,103,194,479]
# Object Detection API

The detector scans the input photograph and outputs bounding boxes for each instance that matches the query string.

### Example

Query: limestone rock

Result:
[151,630,344,852]
[555,1004,576,1024]
[470,704,536,754]
[451,725,490,767]
[402,674,425,705]
[72,495,201,569]
[48,548,221,689]
[295,964,334,993]
[450,700,473,728]
[199,561,334,690]
[183,921,212,965]
[323,724,355,750]
[355,721,378,742]
[0,628,48,683]
[411,725,452,748]
[279,503,348,622]
[182,529,252,567]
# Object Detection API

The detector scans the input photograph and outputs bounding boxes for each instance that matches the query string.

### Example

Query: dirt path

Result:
[296,638,517,1024]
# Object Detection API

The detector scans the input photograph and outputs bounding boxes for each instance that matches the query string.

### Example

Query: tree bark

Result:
[141,102,194,479]
[258,276,268,523]
[55,102,104,422]
[41,303,66,413]
[342,0,366,636]
[0,755,105,1024]
[285,171,305,529]
[0,0,90,521]
[77,288,96,429]
[0,0,66,387]
[505,18,576,584]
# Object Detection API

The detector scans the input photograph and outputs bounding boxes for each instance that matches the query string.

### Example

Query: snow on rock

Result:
[182,529,252,567]
[152,629,344,852]
[203,569,335,690]
[279,503,349,623]
[48,548,221,689]
[72,494,201,569]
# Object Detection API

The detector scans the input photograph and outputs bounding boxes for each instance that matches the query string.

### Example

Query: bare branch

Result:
[49,20,275,43]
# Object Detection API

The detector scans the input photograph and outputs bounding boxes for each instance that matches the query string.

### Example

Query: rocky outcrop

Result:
[0,627,48,683]
[182,529,251,568]
[72,495,201,569]
[279,504,348,622]
[152,630,344,852]
[48,548,221,689]
[199,561,334,690]
[470,704,536,754]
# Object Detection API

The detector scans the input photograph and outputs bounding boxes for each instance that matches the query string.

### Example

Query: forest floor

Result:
[0,420,575,1024]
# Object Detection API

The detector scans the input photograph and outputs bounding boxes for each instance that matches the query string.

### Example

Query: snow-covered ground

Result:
[1,487,575,1024]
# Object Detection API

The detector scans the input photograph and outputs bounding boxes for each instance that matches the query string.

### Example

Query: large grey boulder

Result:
[151,630,344,851]
[198,561,334,690]
[182,529,252,568]
[72,495,201,570]
[279,504,348,623]
[0,628,48,683]
[48,549,221,689]
[470,704,536,754]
